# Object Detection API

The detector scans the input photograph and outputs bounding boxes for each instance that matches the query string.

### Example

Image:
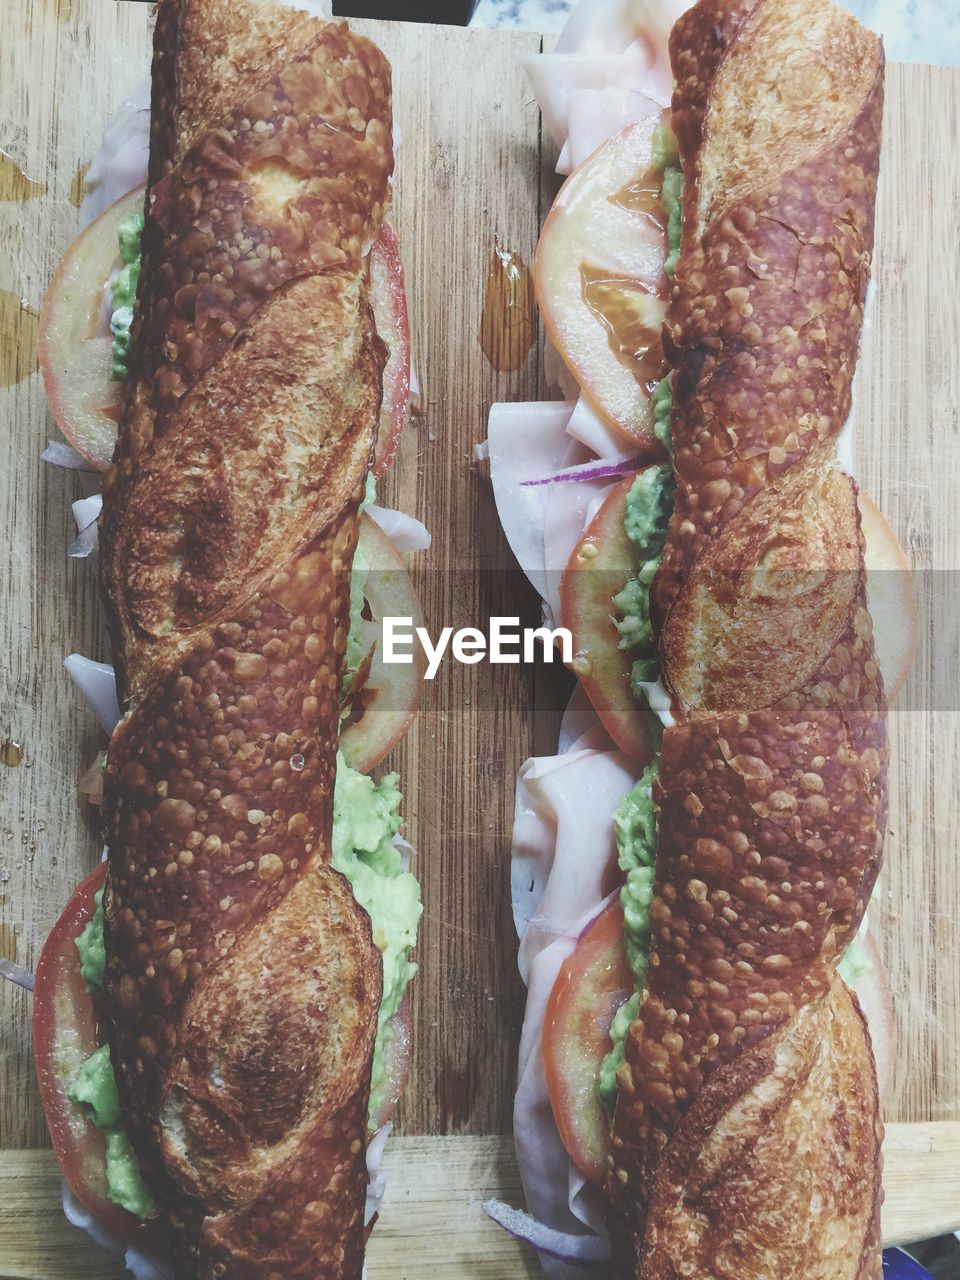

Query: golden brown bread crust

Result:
[97,2,393,1274]
[102,0,391,697]
[607,1,887,1275]
[653,0,883,647]
[637,977,883,1279]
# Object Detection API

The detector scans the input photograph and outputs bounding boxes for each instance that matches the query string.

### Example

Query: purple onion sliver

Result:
[41,440,95,471]
[0,959,35,992]
[518,455,639,487]
[64,653,121,735]
[483,1199,611,1270]
[68,524,98,559]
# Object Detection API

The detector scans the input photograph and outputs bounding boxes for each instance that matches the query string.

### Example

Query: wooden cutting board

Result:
[1,2,959,1274]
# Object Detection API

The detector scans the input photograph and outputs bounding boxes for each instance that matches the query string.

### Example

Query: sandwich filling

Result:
[597,120,873,1118]
[67,217,421,1218]
[108,209,143,381]
[72,753,421,1215]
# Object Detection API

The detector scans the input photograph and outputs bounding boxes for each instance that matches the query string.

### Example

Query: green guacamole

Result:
[72,757,422,1213]
[70,918,157,1218]
[612,466,674,690]
[651,375,673,455]
[598,760,660,1109]
[76,888,105,990]
[651,121,679,172]
[109,210,144,381]
[838,935,874,985]
[662,167,682,279]
[332,756,422,1119]
[651,122,683,279]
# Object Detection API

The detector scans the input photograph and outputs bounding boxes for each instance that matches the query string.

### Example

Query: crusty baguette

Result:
[607,1,887,1276]
[97,2,393,1274]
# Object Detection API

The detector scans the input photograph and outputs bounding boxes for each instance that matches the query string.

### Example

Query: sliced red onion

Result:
[364,1120,393,1227]
[69,494,103,559]
[41,440,96,471]
[0,959,35,992]
[392,832,415,873]
[366,504,431,553]
[519,454,638,487]
[78,750,107,806]
[483,1200,610,1270]
[408,360,421,398]
[64,654,121,734]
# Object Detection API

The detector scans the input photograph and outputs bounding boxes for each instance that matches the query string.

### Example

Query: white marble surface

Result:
[471,0,960,66]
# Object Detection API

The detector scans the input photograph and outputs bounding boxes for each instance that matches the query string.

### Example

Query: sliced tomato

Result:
[536,116,668,449]
[545,906,896,1185]
[371,992,413,1132]
[33,863,161,1245]
[40,187,410,478]
[340,514,427,774]
[543,900,633,1185]
[859,494,918,703]
[369,221,411,476]
[39,186,144,472]
[559,473,658,762]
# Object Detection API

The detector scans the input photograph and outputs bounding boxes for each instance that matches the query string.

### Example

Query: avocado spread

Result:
[331,755,422,1120]
[651,122,682,279]
[67,1044,156,1216]
[612,465,674,693]
[70,910,157,1217]
[72,757,422,1213]
[76,888,106,989]
[838,935,874,985]
[598,760,660,1109]
[109,210,144,381]
[651,375,673,455]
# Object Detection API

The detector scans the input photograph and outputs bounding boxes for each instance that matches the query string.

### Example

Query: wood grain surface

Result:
[1,1125,958,1278]
[0,0,959,1270]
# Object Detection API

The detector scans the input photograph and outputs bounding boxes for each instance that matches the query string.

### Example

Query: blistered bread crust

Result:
[607,1,887,1275]
[653,0,883,646]
[102,0,391,696]
[97,2,392,1274]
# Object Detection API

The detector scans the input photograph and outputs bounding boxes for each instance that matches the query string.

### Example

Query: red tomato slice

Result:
[542,900,633,1185]
[39,187,144,472]
[535,117,669,449]
[32,862,161,1245]
[371,992,414,1132]
[34,862,413,1236]
[40,187,409,478]
[369,221,411,476]
[340,514,427,774]
[559,473,658,762]
[543,906,897,1186]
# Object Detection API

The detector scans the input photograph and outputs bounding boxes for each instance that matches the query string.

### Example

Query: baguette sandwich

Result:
[486,0,913,1274]
[28,1,427,1275]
